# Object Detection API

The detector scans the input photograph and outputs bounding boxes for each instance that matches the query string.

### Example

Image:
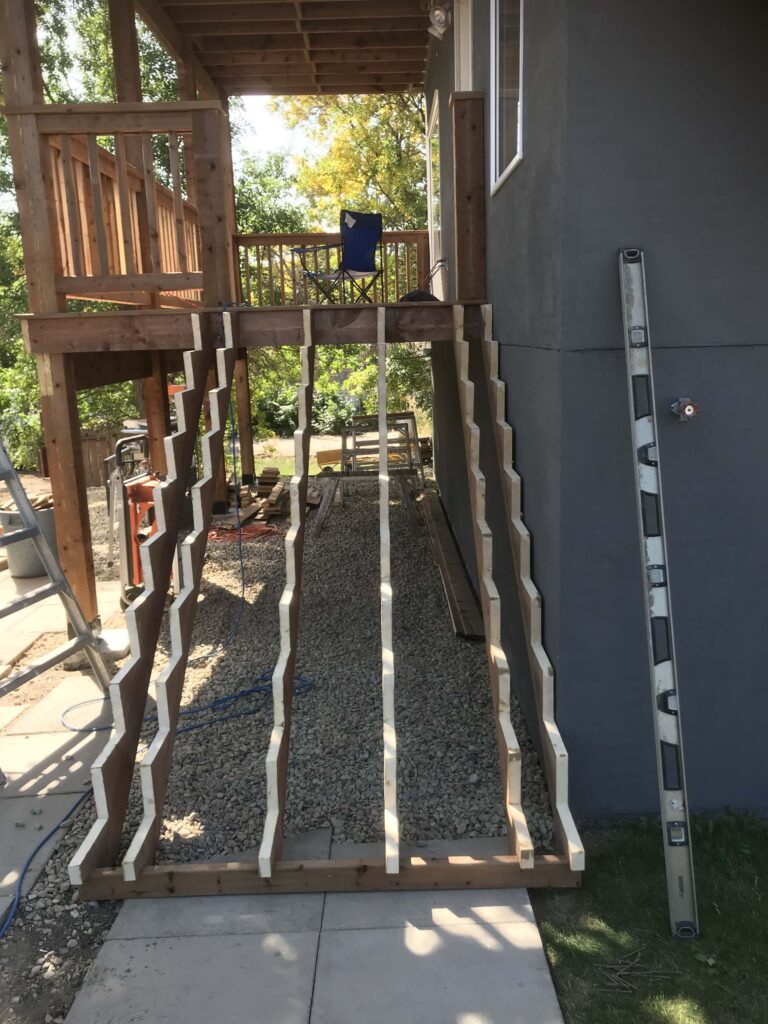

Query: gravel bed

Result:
[0,480,555,1023]
[141,481,554,862]
[87,486,119,583]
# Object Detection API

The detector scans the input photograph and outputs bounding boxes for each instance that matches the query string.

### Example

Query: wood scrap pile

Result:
[0,492,54,512]
[213,469,323,530]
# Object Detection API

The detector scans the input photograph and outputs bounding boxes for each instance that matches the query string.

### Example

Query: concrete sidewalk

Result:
[65,835,564,1024]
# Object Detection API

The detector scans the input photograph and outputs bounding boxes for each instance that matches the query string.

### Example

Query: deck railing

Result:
[236,230,430,307]
[29,103,216,307]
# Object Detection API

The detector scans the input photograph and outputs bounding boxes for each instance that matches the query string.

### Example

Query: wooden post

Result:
[194,105,237,508]
[143,352,171,475]
[234,354,255,483]
[177,45,198,206]
[450,92,486,302]
[1,0,98,623]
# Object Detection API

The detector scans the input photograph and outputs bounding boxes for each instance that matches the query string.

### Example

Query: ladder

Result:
[0,440,112,698]
[619,249,699,939]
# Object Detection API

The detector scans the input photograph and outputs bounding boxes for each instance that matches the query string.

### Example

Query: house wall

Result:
[429,0,768,817]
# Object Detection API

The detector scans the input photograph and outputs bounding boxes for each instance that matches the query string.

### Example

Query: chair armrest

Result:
[290,243,340,255]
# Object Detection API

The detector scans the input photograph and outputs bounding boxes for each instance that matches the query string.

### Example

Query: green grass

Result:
[531,815,767,1024]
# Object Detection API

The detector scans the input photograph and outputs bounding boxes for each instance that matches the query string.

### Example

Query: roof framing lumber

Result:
[135,0,219,98]
[165,2,423,23]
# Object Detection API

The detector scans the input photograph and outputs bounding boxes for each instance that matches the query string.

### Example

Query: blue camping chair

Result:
[292,210,383,304]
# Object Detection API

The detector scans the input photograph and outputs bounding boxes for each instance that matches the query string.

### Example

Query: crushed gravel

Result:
[0,479,554,1023]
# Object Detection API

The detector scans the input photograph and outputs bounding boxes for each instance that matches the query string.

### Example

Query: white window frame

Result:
[490,0,524,195]
[426,91,445,298]
[454,0,474,91]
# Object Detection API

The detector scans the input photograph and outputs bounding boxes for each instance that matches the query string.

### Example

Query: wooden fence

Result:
[236,230,429,307]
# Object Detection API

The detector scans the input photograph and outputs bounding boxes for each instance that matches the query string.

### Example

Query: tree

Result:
[273,94,427,230]
[236,153,308,234]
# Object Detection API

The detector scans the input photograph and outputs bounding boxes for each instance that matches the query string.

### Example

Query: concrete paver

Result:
[64,932,320,1024]
[0,793,81,906]
[311,916,563,1024]
[4,673,108,735]
[0,729,102,797]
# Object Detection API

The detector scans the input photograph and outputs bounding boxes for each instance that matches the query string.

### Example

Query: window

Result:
[491,0,523,192]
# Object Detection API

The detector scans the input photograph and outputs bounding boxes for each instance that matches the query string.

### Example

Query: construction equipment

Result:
[619,248,699,939]
[0,438,112,698]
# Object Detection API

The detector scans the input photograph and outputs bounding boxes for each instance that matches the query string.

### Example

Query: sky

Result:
[235,96,311,173]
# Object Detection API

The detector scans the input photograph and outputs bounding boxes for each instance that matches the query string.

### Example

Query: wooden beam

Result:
[176,18,427,37]
[259,309,315,877]
[199,46,426,66]
[377,306,399,874]
[122,313,236,881]
[451,92,486,302]
[32,107,213,136]
[452,305,534,869]
[195,30,426,52]
[135,0,220,99]
[79,853,579,901]
[166,3,424,24]
[21,303,483,354]
[193,106,237,305]
[479,306,584,871]
[69,316,214,884]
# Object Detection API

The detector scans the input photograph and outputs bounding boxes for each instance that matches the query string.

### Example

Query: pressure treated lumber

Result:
[122,312,236,881]
[78,853,579,901]
[258,309,315,877]
[479,306,585,872]
[421,489,484,641]
[452,305,534,869]
[378,306,399,874]
[69,314,214,885]
[21,303,483,356]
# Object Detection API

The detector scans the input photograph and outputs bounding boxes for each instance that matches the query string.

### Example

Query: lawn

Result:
[531,814,767,1024]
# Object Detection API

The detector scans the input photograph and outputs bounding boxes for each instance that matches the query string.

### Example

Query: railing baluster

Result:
[114,135,137,276]
[86,134,109,275]
[279,243,287,304]
[267,243,275,304]
[405,240,412,293]
[168,131,188,273]
[256,244,263,305]
[140,133,161,273]
[59,136,83,277]
[244,244,252,304]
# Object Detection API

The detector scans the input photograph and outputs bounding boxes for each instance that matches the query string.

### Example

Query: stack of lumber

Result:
[255,466,280,497]
[227,477,255,508]
[0,491,54,512]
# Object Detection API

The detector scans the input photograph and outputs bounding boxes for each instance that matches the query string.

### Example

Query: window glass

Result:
[493,0,523,187]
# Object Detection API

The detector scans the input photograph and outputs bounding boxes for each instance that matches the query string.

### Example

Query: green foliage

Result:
[272,94,427,230]
[236,153,308,235]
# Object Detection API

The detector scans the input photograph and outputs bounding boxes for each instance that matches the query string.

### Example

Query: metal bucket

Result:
[0,507,58,578]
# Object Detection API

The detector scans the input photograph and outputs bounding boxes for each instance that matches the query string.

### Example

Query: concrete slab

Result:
[311,921,564,1024]
[4,674,108,735]
[110,893,324,941]
[0,705,26,731]
[0,793,80,900]
[323,889,535,931]
[0,730,102,797]
[64,932,319,1024]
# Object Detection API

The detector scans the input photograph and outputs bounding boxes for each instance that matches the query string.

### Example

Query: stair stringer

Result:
[121,312,237,881]
[453,306,534,869]
[479,305,584,872]
[69,316,214,885]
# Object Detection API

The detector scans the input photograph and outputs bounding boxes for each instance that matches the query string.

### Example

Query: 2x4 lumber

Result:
[479,307,584,872]
[55,272,203,294]
[37,353,99,623]
[259,309,315,877]
[378,307,399,874]
[451,93,486,303]
[78,853,578,901]
[68,315,214,885]
[452,305,534,869]
[122,313,236,880]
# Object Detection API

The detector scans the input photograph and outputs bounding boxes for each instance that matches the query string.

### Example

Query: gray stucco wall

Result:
[429,0,768,817]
